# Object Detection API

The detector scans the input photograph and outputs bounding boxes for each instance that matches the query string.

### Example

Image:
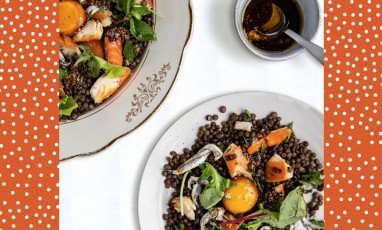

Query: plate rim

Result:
[137,90,323,229]
[60,0,195,162]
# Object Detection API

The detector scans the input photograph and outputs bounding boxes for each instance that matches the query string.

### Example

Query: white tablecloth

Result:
[60,0,324,229]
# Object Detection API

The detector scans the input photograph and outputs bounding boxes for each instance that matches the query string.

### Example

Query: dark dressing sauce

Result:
[243,0,302,52]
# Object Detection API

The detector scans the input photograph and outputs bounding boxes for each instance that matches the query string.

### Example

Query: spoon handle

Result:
[284,29,324,65]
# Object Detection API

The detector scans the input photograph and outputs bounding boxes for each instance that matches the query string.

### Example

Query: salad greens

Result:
[75,45,126,79]
[299,171,323,186]
[255,187,307,228]
[243,109,251,120]
[123,40,137,66]
[113,0,156,41]
[242,219,262,230]
[59,67,67,80]
[59,96,78,116]
[311,219,324,227]
[198,163,235,209]
[216,142,226,151]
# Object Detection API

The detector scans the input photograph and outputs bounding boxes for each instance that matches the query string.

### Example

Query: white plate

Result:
[60,0,193,160]
[138,91,323,229]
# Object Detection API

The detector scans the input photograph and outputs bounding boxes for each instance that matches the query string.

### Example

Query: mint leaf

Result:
[59,67,67,80]
[133,18,156,41]
[129,18,137,37]
[59,96,78,116]
[199,163,235,209]
[123,40,137,65]
[99,5,105,12]
[299,171,323,186]
[114,0,135,16]
[243,219,262,230]
[133,6,151,17]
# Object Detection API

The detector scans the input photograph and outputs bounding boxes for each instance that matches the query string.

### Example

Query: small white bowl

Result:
[235,0,320,61]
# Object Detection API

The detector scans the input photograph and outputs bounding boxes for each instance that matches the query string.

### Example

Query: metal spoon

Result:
[263,4,324,65]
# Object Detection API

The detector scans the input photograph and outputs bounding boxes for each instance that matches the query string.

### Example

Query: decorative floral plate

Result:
[138,91,323,229]
[60,0,193,160]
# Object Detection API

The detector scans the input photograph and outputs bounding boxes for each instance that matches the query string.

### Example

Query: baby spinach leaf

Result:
[59,96,78,116]
[299,171,323,186]
[199,163,235,209]
[242,219,262,230]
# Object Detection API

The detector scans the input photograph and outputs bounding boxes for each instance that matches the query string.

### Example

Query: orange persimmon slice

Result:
[59,1,87,36]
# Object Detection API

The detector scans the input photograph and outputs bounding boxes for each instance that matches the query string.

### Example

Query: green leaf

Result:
[299,171,323,186]
[133,18,156,41]
[133,6,152,16]
[99,5,105,12]
[253,177,263,194]
[287,122,294,134]
[174,224,185,230]
[129,18,137,37]
[243,219,262,230]
[123,40,137,65]
[94,56,126,79]
[199,163,235,209]
[216,142,225,151]
[243,109,251,120]
[199,188,224,210]
[310,219,324,227]
[261,144,266,153]
[59,67,67,80]
[59,96,78,116]
[209,222,224,230]
[256,187,307,228]
[114,0,135,16]
[131,9,142,20]
[78,44,92,55]
[87,56,101,78]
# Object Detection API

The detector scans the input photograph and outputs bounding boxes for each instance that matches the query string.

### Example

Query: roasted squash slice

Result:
[82,40,105,59]
[223,144,252,179]
[59,1,87,36]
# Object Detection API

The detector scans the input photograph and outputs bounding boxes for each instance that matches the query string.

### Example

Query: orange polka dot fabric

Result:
[325,0,382,229]
[0,0,59,229]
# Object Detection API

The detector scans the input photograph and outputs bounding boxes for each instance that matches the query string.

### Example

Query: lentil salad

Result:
[59,0,155,121]
[162,108,324,230]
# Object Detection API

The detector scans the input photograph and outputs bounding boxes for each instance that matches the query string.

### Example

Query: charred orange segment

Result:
[92,10,112,20]
[274,184,284,194]
[248,127,292,154]
[223,144,252,179]
[222,177,258,214]
[265,154,293,183]
[59,1,87,36]
[222,224,239,230]
[105,37,123,66]
[82,40,105,59]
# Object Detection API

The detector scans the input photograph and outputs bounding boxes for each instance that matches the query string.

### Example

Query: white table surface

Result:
[60,0,324,229]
